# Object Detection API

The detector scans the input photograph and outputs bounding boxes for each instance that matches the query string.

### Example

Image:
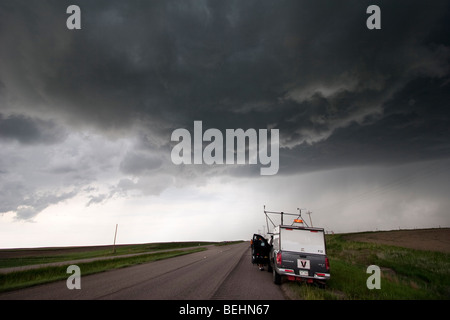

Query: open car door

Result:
[251,234,271,265]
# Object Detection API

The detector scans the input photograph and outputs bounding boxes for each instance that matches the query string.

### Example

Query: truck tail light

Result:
[325,257,330,270]
[276,252,282,266]
[285,269,294,273]
[316,273,325,277]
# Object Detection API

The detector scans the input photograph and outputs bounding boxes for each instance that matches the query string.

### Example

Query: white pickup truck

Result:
[269,225,330,286]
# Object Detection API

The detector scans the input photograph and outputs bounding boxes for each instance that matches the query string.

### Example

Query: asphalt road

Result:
[0,242,286,300]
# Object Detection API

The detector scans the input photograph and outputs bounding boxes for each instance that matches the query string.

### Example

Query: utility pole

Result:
[113,224,118,254]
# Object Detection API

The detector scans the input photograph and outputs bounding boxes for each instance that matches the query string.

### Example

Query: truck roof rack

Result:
[263,205,312,234]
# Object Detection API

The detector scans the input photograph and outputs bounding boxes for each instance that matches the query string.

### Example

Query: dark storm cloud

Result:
[119,150,163,175]
[0,113,67,145]
[0,178,77,220]
[0,0,449,174]
[14,190,78,220]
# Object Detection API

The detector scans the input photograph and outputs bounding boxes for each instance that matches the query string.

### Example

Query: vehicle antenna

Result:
[307,211,313,227]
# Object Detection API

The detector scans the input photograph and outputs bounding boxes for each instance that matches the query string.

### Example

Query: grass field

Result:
[0,241,216,269]
[285,233,450,300]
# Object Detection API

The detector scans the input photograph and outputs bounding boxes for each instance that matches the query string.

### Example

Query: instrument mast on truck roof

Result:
[263,205,311,234]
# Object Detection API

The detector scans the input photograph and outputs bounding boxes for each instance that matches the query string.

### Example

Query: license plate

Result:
[299,270,309,276]
[297,259,310,269]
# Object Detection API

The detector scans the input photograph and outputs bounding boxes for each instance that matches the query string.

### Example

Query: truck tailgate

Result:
[281,251,329,278]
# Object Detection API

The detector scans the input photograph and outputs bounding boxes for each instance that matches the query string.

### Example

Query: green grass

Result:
[0,247,206,293]
[285,234,450,300]
[215,240,244,246]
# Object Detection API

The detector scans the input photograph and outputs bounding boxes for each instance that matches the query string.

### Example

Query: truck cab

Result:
[269,224,330,286]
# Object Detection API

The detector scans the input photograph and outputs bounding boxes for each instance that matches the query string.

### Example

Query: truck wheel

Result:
[273,268,281,285]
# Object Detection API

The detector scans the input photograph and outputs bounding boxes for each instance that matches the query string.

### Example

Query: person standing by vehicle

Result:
[251,234,270,271]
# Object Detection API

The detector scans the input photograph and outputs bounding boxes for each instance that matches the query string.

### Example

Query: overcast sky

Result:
[0,0,449,248]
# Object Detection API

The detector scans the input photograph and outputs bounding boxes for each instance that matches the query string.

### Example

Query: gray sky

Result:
[0,0,449,247]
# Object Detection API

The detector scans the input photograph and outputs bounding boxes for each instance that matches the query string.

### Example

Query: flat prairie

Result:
[343,228,450,253]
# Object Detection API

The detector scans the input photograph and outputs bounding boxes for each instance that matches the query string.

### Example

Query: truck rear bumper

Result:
[277,267,330,281]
